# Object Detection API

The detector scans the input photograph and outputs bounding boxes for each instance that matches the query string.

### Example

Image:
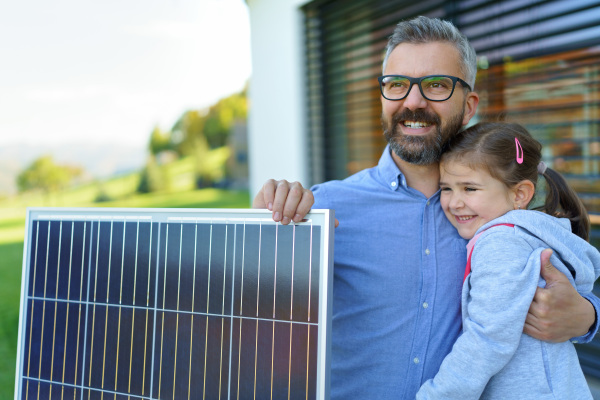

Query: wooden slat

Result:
[590,214,600,226]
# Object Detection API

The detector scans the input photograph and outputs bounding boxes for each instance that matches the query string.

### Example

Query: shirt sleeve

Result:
[311,182,332,210]
[572,292,600,343]
[417,231,540,400]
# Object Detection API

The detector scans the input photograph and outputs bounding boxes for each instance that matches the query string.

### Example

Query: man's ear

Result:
[462,91,479,126]
[513,180,535,209]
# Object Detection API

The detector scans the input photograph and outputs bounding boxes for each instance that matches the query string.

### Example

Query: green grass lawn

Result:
[0,241,24,398]
[0,187,250,399]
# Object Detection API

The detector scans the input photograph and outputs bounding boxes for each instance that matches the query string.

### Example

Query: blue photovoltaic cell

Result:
[15,209,333,400]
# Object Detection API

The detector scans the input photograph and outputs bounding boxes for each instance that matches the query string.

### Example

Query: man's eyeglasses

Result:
[377,75,472,102]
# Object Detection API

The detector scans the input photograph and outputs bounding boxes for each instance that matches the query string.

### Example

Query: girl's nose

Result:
[449,195,464,210]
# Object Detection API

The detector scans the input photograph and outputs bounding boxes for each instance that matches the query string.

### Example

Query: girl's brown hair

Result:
[440,121,590,241]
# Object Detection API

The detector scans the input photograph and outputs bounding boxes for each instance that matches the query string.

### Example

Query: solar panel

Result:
[14,208,334,400]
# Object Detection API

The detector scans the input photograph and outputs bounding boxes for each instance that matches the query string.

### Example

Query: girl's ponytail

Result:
[536,167,590,241]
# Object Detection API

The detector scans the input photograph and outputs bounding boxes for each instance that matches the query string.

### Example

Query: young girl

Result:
[416,122,600,399]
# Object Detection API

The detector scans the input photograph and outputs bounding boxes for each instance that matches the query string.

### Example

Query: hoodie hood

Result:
[476,210,600,292]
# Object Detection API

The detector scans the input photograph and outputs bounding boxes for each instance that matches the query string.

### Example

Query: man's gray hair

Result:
[382,16,477,89]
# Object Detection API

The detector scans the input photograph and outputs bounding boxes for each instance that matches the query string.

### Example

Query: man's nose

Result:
[402,83,428,110]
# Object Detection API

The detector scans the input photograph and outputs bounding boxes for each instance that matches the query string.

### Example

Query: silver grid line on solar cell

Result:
[14,207,334,400]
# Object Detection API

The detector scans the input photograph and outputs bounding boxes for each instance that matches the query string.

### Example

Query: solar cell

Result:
[14,208,334,400]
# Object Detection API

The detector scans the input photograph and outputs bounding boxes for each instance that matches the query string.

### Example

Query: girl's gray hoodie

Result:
[417,210,600,400]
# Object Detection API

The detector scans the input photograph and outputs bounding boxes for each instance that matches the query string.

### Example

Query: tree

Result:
[170,110,207,157]
[138,86,249,192]
[17,155,82,194]
[137,156,169,193]
[168,88,248,155]
[148,125,172,155]
[203,89,248,148]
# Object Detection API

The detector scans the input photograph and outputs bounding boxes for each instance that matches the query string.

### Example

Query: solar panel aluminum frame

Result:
[15,207,334,400]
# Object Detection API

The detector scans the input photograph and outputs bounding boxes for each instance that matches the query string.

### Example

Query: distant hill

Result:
[0,142,146,195]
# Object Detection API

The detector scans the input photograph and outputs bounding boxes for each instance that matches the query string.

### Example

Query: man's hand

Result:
[524,249,595,342]
[252,179,315,225]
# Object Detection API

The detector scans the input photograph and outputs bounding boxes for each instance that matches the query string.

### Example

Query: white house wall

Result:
[247,0,310,199]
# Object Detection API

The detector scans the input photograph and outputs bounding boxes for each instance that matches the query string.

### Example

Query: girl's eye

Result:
[465,187,477,192]
[440,187,451,191]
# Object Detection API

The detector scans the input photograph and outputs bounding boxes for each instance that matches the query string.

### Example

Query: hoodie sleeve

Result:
[417,231,540,399]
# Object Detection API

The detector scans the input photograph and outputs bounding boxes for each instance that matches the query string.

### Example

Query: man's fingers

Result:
[527,288,550,319]
[287,184,314,223]
[252,179,278,210]
[525,297,556,341]
[253,179,315,225]
[263,179,277,210]
[278,181,309,224]
[271,180,292,222]
[524,320,553,342]
[523,320,540,338]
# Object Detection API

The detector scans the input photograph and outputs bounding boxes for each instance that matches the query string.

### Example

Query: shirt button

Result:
[422,302,429,309]
[425,249,430,255]
[413,357,420,364]
[391,181,397,187]
[426,201,430,206]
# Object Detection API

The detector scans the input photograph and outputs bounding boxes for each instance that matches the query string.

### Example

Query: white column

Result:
[246,0,310,201]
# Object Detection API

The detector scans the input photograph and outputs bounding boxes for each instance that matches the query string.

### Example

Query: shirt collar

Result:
[377,145,407,191]
[377,145,443,199]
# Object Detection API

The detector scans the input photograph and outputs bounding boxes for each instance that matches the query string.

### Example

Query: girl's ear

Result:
[513,180,535,209]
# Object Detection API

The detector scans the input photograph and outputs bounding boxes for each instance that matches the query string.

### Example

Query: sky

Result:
[0,0,252,148]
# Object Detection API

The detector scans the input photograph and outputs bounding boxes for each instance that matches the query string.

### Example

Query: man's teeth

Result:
[404,121,430,128]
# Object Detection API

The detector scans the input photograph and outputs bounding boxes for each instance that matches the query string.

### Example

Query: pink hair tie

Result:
[515,138,524,164]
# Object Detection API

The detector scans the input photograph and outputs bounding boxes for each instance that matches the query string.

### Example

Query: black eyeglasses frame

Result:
[377,74,472,102]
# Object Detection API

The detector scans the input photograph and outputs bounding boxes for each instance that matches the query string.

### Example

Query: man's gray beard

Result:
[383,110,465,165]
[388,133,443,165]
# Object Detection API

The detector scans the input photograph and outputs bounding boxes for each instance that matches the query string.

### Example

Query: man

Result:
[253,16,598,399]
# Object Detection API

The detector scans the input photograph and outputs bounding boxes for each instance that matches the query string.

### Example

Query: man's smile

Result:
[403,120,432,128]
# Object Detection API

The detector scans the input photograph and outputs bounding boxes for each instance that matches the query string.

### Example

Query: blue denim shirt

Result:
[312,146,599,399]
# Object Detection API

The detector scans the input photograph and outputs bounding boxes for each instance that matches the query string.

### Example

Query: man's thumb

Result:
[539,248,558,282]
